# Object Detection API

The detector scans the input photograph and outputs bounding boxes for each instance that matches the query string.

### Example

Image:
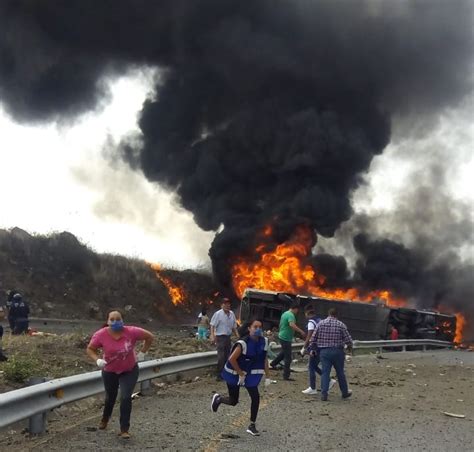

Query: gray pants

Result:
[216,335,231,376]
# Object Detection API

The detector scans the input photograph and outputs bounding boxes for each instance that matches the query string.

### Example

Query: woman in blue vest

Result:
[211,319,270,436]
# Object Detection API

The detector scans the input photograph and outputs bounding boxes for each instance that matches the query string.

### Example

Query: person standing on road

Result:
[9,293,30,335]
[86,309,154,439]
[270,299,306,381]
[211,319,271,436]
[389,324,399,340]
[197,307,210,340]
[309,307,353,401]
[300,307,336,395]
[209,298,239,381]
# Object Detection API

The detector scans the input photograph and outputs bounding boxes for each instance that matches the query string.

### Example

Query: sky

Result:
[0,70,214,269]
[0,71,472,270]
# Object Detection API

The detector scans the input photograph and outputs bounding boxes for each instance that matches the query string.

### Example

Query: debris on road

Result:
[220,433,240,439]
[442,412,465,419]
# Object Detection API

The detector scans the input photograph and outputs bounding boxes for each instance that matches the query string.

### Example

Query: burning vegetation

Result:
[151,264,186,306]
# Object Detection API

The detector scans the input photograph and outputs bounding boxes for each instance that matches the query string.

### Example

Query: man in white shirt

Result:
[210,298,239,381]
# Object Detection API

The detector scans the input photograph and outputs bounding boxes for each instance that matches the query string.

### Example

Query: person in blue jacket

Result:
[9,293,30,335]
[211,319,271,436]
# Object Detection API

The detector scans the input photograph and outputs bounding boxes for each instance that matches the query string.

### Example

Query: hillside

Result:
[0,227,217,324]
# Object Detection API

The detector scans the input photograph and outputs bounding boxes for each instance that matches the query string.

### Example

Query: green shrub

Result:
[3,354,42,384]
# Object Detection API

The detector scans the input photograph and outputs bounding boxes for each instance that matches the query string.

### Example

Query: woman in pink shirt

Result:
[87,309,154,439]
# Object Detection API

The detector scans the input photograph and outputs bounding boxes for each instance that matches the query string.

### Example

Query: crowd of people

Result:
[0,289,357,439]
[82,296,355,439]
[207,297,355,436]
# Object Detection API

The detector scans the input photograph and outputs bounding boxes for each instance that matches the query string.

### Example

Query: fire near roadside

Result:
[151,264,186,306]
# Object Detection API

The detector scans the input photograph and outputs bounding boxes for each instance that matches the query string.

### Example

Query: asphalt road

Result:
[2,350,473,451]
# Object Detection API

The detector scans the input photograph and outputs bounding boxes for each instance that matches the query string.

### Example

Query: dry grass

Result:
[0,328,215,393]
[0,228,216,322]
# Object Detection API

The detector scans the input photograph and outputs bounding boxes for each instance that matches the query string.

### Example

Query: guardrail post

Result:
[422,344,427,352]
[378,347,383,355]
[139,355,153,395]
[28,377,47,435]
[140,378,152,394]
[401,345,406,352]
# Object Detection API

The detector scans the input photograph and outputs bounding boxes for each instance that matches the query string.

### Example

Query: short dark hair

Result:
[290,300,300,310]
[238,318,263,338]
[221,297,231,305]
[305,307,316,316]
[328,308,337,317]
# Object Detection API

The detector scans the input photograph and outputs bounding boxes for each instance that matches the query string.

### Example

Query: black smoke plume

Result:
[0,1,473,325]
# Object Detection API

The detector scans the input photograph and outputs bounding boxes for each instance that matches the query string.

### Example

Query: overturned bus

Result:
[239,288,456,342]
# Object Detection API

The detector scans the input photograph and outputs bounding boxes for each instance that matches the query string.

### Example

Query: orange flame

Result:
[455,313,466,343]
[150,263,186,306]
[231,225,406,307]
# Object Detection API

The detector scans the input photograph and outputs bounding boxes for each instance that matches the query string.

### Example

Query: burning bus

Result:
[239,288,456,342]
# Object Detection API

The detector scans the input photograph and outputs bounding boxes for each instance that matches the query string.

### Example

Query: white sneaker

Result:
[302,387,318,395]
[329,379,337,391]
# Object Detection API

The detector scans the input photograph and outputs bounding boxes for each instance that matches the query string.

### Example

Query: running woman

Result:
[211,319,271,436]
[86,309,154,439]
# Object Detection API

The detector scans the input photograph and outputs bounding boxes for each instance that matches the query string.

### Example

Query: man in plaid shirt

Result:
[309,307,353,401]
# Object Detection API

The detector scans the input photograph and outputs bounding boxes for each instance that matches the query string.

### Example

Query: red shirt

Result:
[390,328,399,340]
[89,326,145,374]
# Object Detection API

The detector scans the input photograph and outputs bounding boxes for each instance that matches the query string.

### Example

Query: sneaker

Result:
[246,423,260,436]
[269,363,279,370]
[118,431,130,439]
[211,393,221,412]
[321,394,328,401]
[283,377,296,381]
[342,390,352,399]
[329,379,337,391]
[98,418,108,430]
[302,387,318,395]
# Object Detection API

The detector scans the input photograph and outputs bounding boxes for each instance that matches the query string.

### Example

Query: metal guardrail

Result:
[0,339,452,432]
[353,339,453,353]
[0,351,218,432]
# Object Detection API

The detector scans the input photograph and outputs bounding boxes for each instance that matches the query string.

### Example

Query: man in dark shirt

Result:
[309,307,353,401]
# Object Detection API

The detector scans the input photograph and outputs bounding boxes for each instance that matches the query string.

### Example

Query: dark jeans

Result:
[221,383,260,423]
[101,364,139,431]
[308,353,323,390]
[270,339,292,379]
[13,318,29,335]
[8,316,14,331]
[216,335,231,376]
[320,347,349,397]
